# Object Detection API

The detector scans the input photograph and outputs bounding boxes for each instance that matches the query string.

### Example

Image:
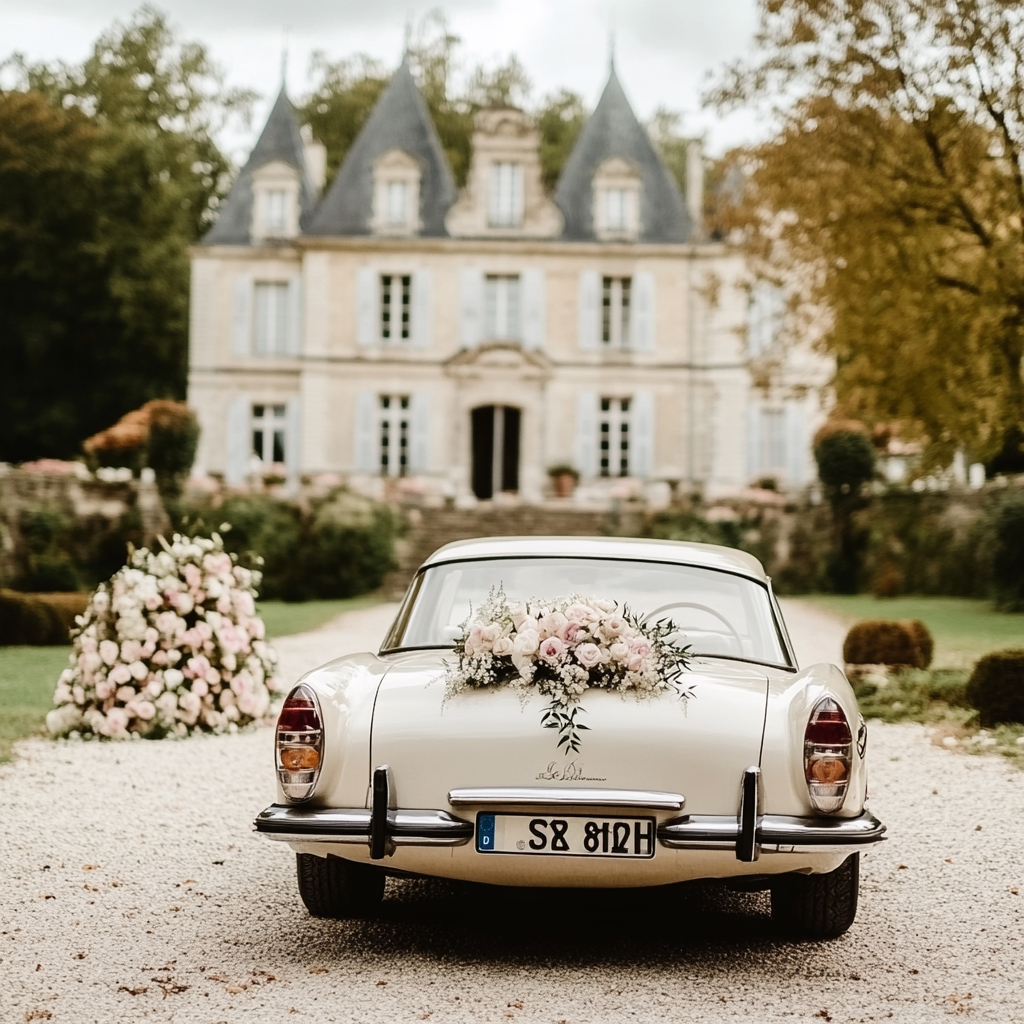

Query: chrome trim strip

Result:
[736,766,762,863]
[658,810,886,851]
[253,805,473,847]
[447,787,685,811]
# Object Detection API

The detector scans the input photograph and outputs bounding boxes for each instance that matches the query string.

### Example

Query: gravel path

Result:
[3,602,1024,1023]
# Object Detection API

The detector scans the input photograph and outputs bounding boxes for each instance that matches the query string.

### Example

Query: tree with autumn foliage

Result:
[708,0,1024,473]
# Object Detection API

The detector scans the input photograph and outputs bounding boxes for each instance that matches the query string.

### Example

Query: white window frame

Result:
[253,281,290,355]
[380,274,412,343]
[605,188,631,231]
[599,397,631,478]
[379,394,411,477]
[251,403,288,467]
[385,181,408,226]
[489,162,524,227]
[760,408,787,473]
[601,276,632,349]
[484,274,522,341]
[264,189,287,233]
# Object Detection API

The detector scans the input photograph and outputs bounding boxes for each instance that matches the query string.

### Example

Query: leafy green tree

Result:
[538,89,588,191]
[708,0,1024,471]
[1,6,251,463]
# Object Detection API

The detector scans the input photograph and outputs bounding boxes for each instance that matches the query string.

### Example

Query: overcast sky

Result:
[2,0,764,160]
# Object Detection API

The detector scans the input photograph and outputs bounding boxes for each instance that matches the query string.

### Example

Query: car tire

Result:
[771,853,859,940]
[296,853,385,919]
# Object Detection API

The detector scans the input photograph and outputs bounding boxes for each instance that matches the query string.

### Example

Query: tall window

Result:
[385,181,408,226]
[599,397,631,477]
[489,162,524,227]
[605,189,632,231]
[761,409,786,472]
[601,276,632,348]
[380,274,411,342]
[253,282,289,355]
[264,189,287,233]
[379,395,410,477]
[484,275,521,340]
[252,404,287,465]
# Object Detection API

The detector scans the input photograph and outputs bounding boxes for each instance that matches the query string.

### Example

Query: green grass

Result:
[801,595,1024,669]
[0,646,71,762]
[0,595,385,762]
[257,596,383,639]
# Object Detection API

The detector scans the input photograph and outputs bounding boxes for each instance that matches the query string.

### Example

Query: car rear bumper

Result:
[254,804,885,858]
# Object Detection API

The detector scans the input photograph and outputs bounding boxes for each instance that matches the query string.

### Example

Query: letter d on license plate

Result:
[476,812,655,858]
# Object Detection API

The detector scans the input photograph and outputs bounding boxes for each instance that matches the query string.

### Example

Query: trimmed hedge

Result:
[965,649,1024,727]
[842,618,934,669]
[0,589,87,645]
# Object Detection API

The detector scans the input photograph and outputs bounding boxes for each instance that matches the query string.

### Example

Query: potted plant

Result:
[547,464,580,499]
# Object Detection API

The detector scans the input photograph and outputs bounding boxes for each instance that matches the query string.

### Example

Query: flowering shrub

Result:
[46,533,280,740]
[444,588,692,752]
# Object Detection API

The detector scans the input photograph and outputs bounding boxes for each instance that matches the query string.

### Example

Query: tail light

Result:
[804,695,852,813]
[276,684,323,801]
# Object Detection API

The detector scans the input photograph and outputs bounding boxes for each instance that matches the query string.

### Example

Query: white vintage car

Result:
[255,537,885,938]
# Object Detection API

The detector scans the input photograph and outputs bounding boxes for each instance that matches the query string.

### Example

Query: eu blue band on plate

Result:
[477,812,495,852]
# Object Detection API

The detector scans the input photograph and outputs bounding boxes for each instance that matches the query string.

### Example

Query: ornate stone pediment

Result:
[444,342,552,381]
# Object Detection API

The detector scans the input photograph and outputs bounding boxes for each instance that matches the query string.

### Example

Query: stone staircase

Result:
[383,504,644,598]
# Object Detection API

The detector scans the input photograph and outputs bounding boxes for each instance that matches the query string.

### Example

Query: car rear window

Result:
[381,556,791,668]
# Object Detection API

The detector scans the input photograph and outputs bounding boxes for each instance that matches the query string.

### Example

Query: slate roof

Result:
[306,58,457,237]
[554,66,692,243]
[202,88,317,246]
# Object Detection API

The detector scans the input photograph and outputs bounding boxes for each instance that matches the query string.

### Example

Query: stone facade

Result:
[189,61,828,504]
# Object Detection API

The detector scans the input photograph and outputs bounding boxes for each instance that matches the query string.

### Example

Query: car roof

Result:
[419,536,769,583]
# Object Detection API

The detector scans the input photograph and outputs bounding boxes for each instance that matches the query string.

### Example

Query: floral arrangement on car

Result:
[46,533,281,741]
[443,586,693,753]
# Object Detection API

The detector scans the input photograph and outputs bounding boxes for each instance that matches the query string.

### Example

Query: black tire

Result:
[771,853,859,940]
[295,853,385,919]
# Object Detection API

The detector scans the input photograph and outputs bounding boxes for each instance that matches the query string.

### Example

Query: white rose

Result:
[512,628,540,657]
[164,668,184,688]
[99,640,119,666]
[492,636,514,657]
[129,660,148,681]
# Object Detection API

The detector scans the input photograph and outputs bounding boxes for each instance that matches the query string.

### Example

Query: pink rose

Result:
[599,615,628,639]
[109,663,132,685]
[563,622,582,644]
[627,639,652,672]
[95,679,114,700]
[538,636,566,665]
[575,642,603,669]
[116,684,136,702]
[105,707,129,733]
[538,612,569,641]
[135,701,156,721]
[192,677,209,698]
[151,650,168,666]
[184,655,211,680]
[492,636,514,657]
[99,640,120,666]
[566,602,601,625]
[81,637,98,655]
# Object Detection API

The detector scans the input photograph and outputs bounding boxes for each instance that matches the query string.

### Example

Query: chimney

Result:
[301,124,327,195]
[686,137,704,239]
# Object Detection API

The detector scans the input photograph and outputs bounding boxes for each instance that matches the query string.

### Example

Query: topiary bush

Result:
[0,589,87,645]
[965,649,1024,727]
[903,619,934,669]
[842,618,931,669]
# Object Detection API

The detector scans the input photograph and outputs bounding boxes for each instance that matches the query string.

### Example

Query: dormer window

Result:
[592,158,641,241]
[251,161,301,241]
[372,149,421,236]
[489,162,524,227]
[264,190,287,233]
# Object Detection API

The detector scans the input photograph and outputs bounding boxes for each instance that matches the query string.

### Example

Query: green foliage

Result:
[0,8,251,463]
[0,645,72,761]
[814,431,876,496]
[146,403,200,503]
[537,89,588,192]
[966,649,1024,727]
[180,488,399,601]
[989,491,1024,611]
[852,668,972,724]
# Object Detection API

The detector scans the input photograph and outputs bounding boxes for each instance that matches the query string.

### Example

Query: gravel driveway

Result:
[3,601,1023,1023]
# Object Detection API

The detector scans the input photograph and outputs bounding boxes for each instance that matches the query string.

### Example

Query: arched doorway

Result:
[471,405,520,500]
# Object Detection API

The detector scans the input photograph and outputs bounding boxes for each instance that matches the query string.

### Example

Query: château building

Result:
[188,57,826,502]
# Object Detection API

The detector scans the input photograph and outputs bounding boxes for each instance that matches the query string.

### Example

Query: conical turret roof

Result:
[554,67,691,243]
[306,58,457,237]
[203,87,317,245]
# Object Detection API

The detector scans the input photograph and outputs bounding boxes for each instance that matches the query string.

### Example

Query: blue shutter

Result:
[225,396,249,486]
[575,391,598,478]
[411,270,433,349]
[578,270,600,350]
[232,275,252,355]
[356,267,377,347]
[521,269,546,349]
[460,268,484,347]
[631,391,655,477]
[410,391,431,473]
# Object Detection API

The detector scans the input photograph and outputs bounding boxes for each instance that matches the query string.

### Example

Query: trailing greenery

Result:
[179,488,400,601]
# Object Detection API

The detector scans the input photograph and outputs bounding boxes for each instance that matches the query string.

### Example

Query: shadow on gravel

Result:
[279,877,790,968]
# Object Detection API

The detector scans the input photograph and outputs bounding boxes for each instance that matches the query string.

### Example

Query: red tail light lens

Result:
[804,696,852,814]
[276,684,323,802]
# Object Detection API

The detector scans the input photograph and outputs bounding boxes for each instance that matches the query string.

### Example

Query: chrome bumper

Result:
[658,810,886,855]
[254,804,474,847]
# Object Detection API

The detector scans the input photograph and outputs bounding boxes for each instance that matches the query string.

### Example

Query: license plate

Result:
[476,812,655,858]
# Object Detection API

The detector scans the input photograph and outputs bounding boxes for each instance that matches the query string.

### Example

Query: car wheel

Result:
[295,853,385,919]
[771,853,859,940]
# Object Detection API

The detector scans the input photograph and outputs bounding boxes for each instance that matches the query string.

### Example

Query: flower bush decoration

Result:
[444,587,693,752]
[46,533,280,740]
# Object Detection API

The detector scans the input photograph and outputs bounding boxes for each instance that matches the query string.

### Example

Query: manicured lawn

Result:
[0,596,383,762]
[257,596,382,639]
[0,646,71,762]
[802,595,1024,669]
